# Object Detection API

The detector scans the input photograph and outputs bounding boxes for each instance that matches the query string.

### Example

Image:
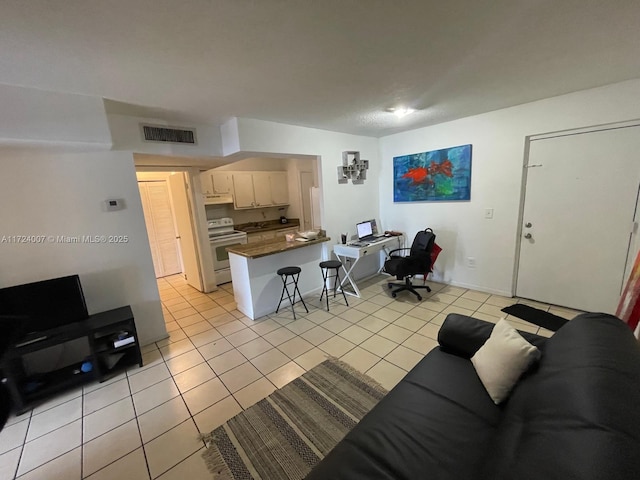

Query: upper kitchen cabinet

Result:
[269,172,289,205]
[211,172,233,194]
[252,172,273,207]
[232,172,290,209]
[201,170,233,195]
[233,172,258,208]
[200,171,213,195]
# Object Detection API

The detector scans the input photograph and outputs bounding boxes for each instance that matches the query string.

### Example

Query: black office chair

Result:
[383,228,436,301]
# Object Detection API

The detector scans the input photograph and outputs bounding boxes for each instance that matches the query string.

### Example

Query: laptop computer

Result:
[356,220,385,243]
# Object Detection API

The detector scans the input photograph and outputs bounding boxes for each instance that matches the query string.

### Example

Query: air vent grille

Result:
[141,124,197,144]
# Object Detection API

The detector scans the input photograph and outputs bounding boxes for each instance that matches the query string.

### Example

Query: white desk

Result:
[333,235,404,297]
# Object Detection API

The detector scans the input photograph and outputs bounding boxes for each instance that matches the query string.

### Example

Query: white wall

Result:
[215,157,288,172]
[227,118,382,276]
[107,113,223,157]
[0,84,111,149]
[379,79,640,295]
[0,150,167,345]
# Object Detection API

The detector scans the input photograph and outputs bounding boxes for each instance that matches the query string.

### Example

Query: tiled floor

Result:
[0,274,582,479]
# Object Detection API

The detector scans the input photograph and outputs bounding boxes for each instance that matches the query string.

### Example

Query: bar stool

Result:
[319,260,349,311]
[275,266,308,319]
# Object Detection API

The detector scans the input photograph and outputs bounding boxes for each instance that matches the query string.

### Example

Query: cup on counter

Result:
[341,233,347,244]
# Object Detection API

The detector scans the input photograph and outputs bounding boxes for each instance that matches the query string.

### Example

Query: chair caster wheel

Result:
[417,295,422,301]
[387,284,393,289]
[392,292,397,298]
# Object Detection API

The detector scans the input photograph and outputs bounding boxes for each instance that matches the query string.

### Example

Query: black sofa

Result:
[306,312,640,480]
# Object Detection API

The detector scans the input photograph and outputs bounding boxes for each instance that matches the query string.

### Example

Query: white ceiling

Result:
[2,0,640,137]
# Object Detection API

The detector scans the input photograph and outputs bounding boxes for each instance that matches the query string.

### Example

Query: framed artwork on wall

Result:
[393,144,472,202]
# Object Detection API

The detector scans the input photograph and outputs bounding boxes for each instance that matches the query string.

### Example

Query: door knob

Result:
[525,222,532,228]
[524,233,532,239]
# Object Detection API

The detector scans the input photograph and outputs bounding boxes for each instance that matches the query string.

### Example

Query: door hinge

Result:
[525,164,543,168]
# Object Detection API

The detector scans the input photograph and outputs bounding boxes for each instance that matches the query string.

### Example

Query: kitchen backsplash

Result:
[205,204,289,224]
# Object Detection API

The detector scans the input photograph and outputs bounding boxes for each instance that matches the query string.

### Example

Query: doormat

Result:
[200,358,388,480]
[501,304,568,331]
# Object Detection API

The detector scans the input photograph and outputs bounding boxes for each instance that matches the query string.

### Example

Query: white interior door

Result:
[146,182,182,276]
[168,173,203,291]
[300,171,314,231]
[138,183,161,276]
[138,181,182,278]
[516,126,640,313]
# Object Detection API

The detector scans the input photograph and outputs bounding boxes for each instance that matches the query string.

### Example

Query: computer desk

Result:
[333,235,404,297]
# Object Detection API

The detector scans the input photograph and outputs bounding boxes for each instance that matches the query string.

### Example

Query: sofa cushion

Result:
[305,347,502,480]
[471,318,541,404]
[481,313,640,480]
[438,313,547,358]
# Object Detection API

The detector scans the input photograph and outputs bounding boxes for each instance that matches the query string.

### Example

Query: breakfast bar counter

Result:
[227,236,331,319]
[226,236,331,259]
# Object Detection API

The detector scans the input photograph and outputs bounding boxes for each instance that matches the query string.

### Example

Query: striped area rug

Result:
[200,358,388,479]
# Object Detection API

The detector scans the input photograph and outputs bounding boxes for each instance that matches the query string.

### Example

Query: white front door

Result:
[516,126,640,313]
[168,173,203,291]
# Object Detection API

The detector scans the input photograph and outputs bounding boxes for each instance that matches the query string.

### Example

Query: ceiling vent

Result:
[140,124,197,145]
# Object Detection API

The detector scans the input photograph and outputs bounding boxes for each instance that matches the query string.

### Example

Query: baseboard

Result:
[140,333,169,348]
[445,280,512,298]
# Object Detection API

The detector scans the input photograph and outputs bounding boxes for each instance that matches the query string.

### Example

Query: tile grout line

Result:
[80,390,84,479]
[125,365,153,480]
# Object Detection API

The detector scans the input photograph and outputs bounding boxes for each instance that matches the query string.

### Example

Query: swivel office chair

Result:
[383,228,436,301]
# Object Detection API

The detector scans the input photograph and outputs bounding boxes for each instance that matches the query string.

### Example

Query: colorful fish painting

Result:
[401,159,454,186]
[393,145,472,202]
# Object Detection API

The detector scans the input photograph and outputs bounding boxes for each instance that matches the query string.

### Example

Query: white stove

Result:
[207,217,247,284]
[207,217,247,240]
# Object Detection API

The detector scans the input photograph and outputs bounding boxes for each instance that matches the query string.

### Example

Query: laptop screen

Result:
[356,221,373,240]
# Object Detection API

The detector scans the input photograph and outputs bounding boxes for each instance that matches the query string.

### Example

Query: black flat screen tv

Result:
[0,274,89,334]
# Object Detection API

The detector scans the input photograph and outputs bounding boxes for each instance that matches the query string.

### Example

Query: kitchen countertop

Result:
[226,236,331,259]
[235,219,300,234]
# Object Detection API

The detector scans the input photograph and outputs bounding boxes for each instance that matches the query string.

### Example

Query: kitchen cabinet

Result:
[252,172,273,206]
[200,171,213,195]
[200,171,233,195]
[233,173,258,208]
[232,172,290,209]
[211,172,233,194]
[275,226,298,237]
[246,227,298,243]
[246,230,276,243]
[270,172,289,205]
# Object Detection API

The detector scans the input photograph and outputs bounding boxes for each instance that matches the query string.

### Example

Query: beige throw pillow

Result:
[471,318,541,404]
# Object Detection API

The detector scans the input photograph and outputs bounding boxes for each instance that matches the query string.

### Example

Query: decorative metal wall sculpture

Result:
[338,151,369,184]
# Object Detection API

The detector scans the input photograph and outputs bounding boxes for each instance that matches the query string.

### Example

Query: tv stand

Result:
[1,306,143,414]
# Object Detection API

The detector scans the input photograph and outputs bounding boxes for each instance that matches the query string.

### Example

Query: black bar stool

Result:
[275,266,308,319]
[319,260,349,311]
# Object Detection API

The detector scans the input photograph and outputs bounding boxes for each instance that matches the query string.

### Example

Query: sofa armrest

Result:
[438,314,547,358]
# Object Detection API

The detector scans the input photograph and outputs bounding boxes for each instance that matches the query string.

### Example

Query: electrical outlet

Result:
[484,208,494,219]
[467,257,476,268]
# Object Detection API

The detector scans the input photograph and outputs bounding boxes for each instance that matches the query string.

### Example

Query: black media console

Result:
[1,305,143,414]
